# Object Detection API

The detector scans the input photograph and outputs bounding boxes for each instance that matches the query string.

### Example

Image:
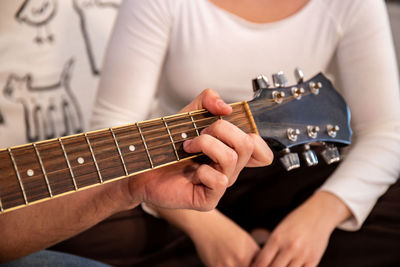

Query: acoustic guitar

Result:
[0,69,351,214]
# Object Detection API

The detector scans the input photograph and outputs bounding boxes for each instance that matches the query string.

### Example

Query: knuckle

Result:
[289,239,302,251]
[226,149,238,165]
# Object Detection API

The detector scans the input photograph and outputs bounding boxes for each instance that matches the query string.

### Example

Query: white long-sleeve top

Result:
[92,0,400,230]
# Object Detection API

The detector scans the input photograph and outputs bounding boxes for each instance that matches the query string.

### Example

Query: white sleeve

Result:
[90,0,175,129]
[320,0,400,230]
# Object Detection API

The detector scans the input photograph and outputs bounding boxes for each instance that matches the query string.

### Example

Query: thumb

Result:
[180,88,232,115]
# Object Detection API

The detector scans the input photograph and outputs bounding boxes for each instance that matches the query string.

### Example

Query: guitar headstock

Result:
[248,69,352,171]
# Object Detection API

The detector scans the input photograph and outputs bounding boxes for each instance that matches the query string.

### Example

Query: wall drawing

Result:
[15,0,58,44]
[2,59,83,142]
[73,0,121,75]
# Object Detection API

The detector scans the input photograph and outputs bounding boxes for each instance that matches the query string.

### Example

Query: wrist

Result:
[308,191,352,231]
[100,178,142,213]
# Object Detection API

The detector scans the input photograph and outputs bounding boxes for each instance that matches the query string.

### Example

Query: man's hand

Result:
[118,89,273,211]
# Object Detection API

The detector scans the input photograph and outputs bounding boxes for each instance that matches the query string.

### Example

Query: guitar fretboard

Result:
[0,102,256,213]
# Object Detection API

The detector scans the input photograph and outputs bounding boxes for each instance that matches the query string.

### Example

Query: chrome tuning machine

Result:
[302,144,318,166]
[272,71,288,88]
[280,148,300,171]
[252,74,270,97]
[321,144,341,164]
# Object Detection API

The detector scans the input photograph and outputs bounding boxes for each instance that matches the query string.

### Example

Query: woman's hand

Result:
[251,191,351,267]
[175,209,261,267]
[116,89,273,211]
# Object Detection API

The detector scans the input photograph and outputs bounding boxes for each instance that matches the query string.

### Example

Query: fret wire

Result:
[188,112,200,136]
[84,133,104,184]
[58,138,78,191]
[8,148,28,205]
[33,143,53,198]
[109,128,129,176]
[0,196,3,212]
[162,117,180,161]
[136,123,154,169]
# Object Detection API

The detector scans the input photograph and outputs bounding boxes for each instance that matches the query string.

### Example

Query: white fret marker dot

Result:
[129,145,136,152]
[27,169,34,177]
[181,133,188,139]
[77,157,85,164]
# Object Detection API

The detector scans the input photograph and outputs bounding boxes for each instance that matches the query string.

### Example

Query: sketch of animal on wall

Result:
[2,59,83,143]
[15,0,57,44]
[73,0,121,75]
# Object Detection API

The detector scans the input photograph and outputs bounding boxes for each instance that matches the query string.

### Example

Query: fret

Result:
[189,112,200,136]
[8,148,28,205]
[61,135,101,188]
[162,117,180,161]
[110,128,129,176]
[84,133,103,184]
[191,110,218,131]
[136,123,154,168]
[33,143,53,198]
[223,104,254,134]
[58,138,78,191]
[138,120,178,167]
[35,139,77,195]
[10,146,50,203]
[86,130,126,181]
[165,114,199,159]
[0,150,26,210]
[112,125,151,174]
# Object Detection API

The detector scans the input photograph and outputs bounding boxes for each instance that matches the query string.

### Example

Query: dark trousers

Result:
[52,161,400,267]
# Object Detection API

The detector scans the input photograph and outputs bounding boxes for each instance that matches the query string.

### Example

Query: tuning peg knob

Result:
[280,148,300,171]
[252,74,270,92]
[272,72,288,87]
[294,67,304,84]
[302,144,318,166]
[321,145,341,164]
[326,124,340,138]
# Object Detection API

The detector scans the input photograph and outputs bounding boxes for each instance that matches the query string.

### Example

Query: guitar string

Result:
[2,119,251,203]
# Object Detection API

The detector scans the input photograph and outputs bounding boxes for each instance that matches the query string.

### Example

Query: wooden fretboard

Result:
[0,102,257,214]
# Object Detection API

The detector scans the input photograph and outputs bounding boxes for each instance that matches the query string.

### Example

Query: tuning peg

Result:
[326,124,340,138]
[272,72,288,87]
[307,125,320,139]
[280,148,300,171]
[302,144,318,166]
[287,128,300,142]
[321,144,341,164]
[291,86,305,100]
[309,81,322,95]
[294,67,304,84]
[252,74,270,92]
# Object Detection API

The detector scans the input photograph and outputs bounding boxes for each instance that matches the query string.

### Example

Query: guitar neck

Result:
[0,101,257,214]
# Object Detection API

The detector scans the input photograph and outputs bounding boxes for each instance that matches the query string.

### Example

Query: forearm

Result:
[0,180,135,262]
